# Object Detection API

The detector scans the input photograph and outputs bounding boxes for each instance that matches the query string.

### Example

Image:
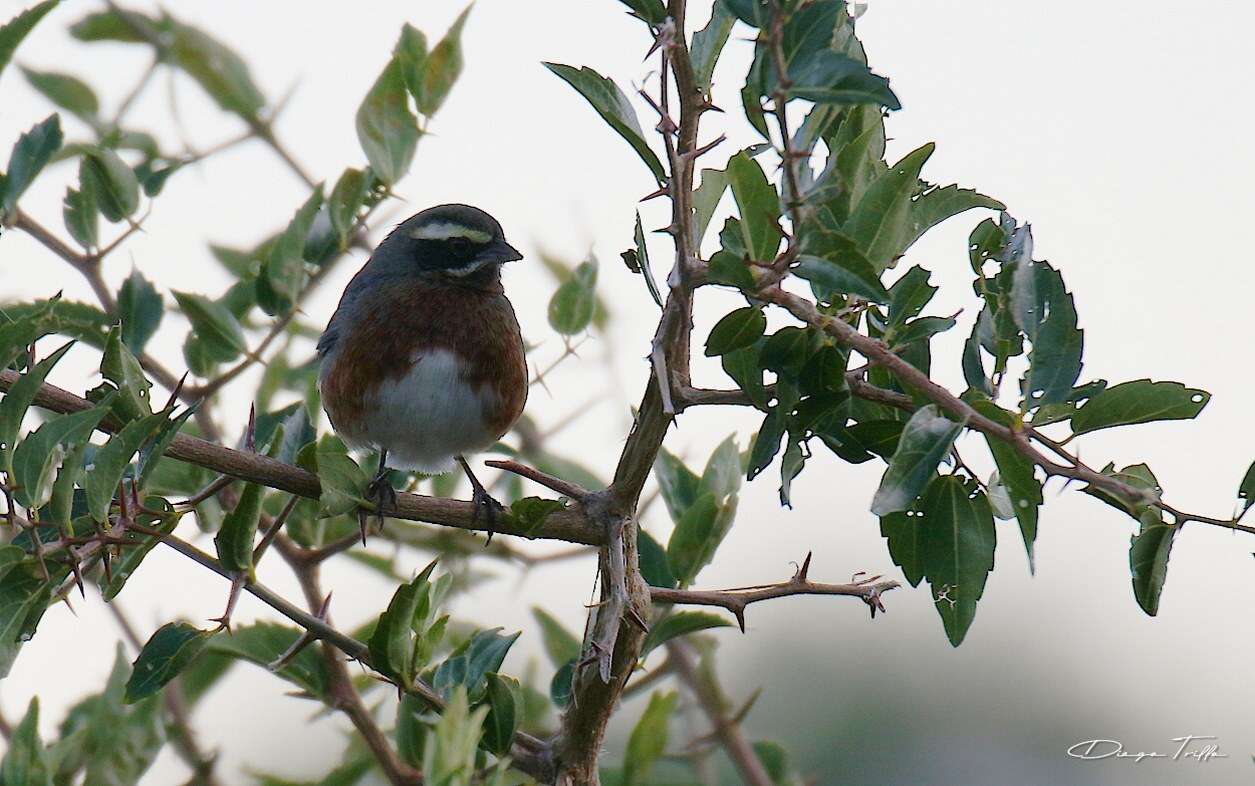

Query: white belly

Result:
[343,348,497,474]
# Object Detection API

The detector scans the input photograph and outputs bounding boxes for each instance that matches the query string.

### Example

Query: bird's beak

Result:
[484,239,524,264]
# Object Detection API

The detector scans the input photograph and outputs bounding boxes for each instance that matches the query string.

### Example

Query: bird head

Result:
[373,203,523,279]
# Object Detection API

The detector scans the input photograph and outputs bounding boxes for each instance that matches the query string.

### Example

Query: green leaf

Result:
[422,687,488,784]
[395,693,427,769]
[905,184,1003,254]
[747,407,786,480]
[726,150,782,261]
[631,211,663,308]
[1069,380,1210,436]
[1130,517,1175,617]
[543,63,666,183]
[507,496,565,537]
[870,405,961,516]
[637,528,677,589]
[63,185,98,249]
[309,434,366,516]
[263,187,324,314]
[207,622,331,698]
[125,622,213,703]
[66,9,148,43]
[844,143,934,272]
[794,253,888,304]
[532,608,581,668]
[880,509,924,587]
[722,345,769,410]
[623,691,678,786]
[692,166,730,247]
[432,628,521,700]
[892,315,956,348]
[654,448,701,522]
[547,256,598,335]
[707,250,756,290]
[367,560,439,682]
[919,475,996,646]
[753,740,803,786]
[117,269,163,354]
[616,0,666,24]
[759,327,809,378]
[704,306,765,357]
[641,611,732,656]
[1082,462,1162,519]
[666,492,736,586]
[1008,228,1084,408]
[167,19,266,119]
[480,672,520,756]
[549,659,575,708]
[2,114,62,216]
[213,480,264,574]
[79,146,139,222]
[787,51,899,109]
[701,434,743,501]
[690,4,734,94]
[21,67,98,118]
[101,516,177,600]
[0,340,73,474]
[1238,460,1255,517]
[62,645,166,786]
[84,410,167,522]
[173,290,247,357]
[101,324,153,420]
[12,402,110,509]
[417,6,470,116]
[969,399,1043,572]
[887,265,937,328]
[0,0,58,81]
[328,167,368,246]
[356,56,420,186]
[1,698,51,786]
[392,23,428,101]
[0,561,59,677]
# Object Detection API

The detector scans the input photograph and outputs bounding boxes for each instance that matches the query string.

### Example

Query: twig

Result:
[651,553,899,630]
[667,639,774,786]
[484,459,590,501]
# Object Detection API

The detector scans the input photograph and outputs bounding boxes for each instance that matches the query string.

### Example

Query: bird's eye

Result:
[448,237,471,250]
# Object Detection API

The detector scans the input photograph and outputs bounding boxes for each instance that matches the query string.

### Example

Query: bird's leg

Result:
[362,449,396,544]
[457,455,504,544]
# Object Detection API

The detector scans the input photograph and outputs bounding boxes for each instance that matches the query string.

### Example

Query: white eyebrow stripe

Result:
[410,221,493,243]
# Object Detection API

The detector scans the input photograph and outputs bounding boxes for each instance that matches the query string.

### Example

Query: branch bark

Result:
[0,370,606,544]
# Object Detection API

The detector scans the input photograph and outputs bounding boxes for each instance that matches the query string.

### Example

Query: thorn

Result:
[357,508,369,546]
[626,606,648,632]
[733,605,746,633]
[796,551,813,582]
[683,134,727,161]
[68,551,85,598]
[210,574,247,633]
[640,185,669,202]
[165,371,190,410]
[729,687,762,725]
[245,405,257,452]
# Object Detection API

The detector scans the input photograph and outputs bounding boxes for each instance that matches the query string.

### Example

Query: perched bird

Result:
[317,204,528,536]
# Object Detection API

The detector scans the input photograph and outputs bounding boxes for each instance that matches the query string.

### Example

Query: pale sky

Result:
[2,1,1254,784]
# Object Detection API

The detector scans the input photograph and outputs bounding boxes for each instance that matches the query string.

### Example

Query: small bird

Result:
[317,204,528,537]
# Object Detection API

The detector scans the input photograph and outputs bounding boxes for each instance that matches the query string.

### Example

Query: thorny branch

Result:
[651,552,900,631]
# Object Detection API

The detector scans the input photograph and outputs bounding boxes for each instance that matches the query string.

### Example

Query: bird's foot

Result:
[361,468,397,544]
[467,475,504,545]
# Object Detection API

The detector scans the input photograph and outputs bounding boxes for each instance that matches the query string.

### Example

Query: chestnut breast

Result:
[320,277,528,447]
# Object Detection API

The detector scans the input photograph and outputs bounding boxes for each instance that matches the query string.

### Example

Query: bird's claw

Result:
[469,482,504,545]
[362,469,397,544]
